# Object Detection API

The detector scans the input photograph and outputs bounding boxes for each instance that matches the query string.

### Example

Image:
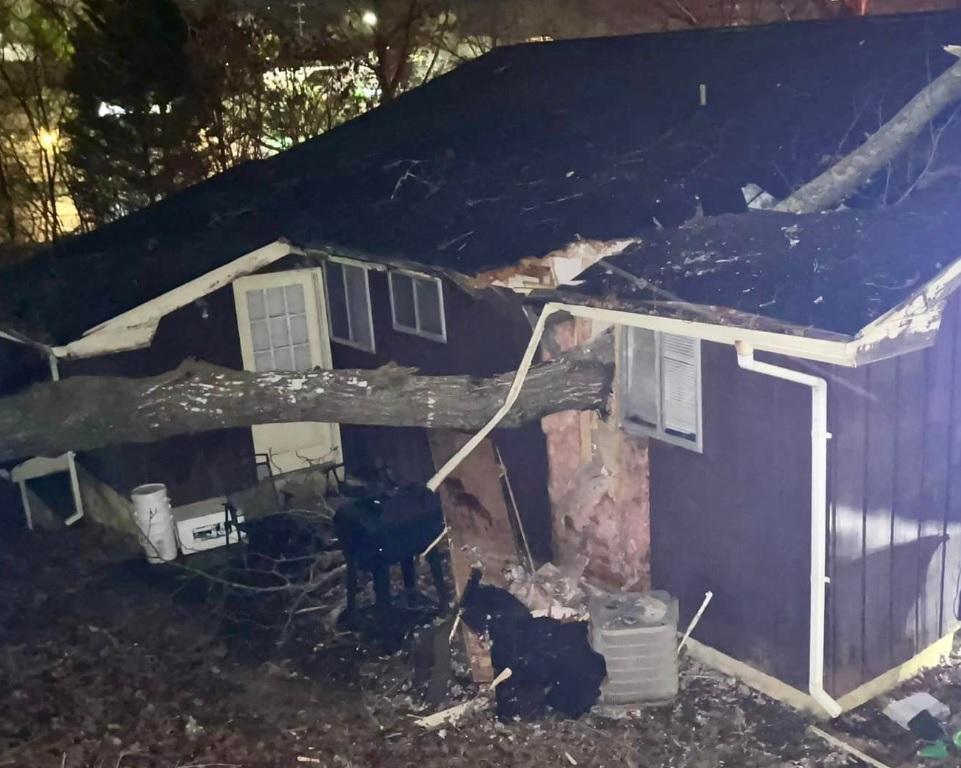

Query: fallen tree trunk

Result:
[776,49,961,214]
[0,333,612,464]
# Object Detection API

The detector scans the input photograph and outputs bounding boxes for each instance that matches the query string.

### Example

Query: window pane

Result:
[250,320,270,351]
[285,284,306,314]
[326,263,351,340]
[254,351,273,372]
[269,316,290,346]
[344,264,373,350]
[246,290,266,321]
[391,273,416,329]
[293,344,312,371]
[624,328,658,428]
[289,314,309,345]
[273,346,294,371]
[266,286,286,317]
[415,277,443,337]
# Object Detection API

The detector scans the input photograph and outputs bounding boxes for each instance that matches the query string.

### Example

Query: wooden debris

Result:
[413,700,479,729]
[414,667,514,729]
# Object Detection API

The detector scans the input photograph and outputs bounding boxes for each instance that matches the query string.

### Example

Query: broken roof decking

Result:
[563,191,961,338]
[6,10,961,344]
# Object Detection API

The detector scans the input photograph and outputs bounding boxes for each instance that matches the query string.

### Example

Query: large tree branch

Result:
[0,333,613,464]
[776,50,961,214]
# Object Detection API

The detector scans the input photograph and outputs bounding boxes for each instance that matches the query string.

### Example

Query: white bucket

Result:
[131,483,178,564]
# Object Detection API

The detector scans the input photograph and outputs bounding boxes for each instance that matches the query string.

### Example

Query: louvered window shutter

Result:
[660,333,699,438]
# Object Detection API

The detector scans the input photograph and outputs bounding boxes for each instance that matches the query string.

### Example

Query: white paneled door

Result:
[233,269,342,476]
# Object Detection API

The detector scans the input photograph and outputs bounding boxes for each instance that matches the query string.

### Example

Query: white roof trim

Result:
[561,304,860,366]
[855,256,961,351]
[50,240,296,359]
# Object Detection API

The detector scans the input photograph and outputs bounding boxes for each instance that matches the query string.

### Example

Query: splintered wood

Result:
[428,431,524,683]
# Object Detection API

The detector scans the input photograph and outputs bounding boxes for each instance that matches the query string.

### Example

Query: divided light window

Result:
[389,271,446,342]
[620,327,702,452]
[325,259,375,353]
[245,283,312,372]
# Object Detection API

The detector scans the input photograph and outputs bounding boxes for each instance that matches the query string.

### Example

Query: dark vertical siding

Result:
[827,365,869,695]
[329,269,553,562]
[650,341,811,689]
[862,359,898,680]
[827,295,961,697]
[62,285,257,505]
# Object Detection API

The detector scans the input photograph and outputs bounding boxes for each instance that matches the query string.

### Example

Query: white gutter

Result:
[734,340,841,719]
[428,301,844,718]
[47,354,85,527]
[428,300,856,489]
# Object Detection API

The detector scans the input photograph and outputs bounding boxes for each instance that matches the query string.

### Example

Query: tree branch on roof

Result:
[776,48,961,214]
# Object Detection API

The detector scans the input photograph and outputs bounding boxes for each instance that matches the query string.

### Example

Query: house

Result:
[3,9,961,713]
[498,189,961,716]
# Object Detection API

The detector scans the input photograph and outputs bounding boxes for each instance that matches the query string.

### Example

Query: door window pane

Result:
[266,286,286,317]
[247,290,266,321]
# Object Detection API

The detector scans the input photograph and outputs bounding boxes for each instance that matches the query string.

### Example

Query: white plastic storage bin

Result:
[173,496,245,555]
[131,483,178,564]
[590,590,679,705]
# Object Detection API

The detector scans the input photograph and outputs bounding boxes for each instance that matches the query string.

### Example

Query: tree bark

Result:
[775,53,961,214]
[0,333,613,464]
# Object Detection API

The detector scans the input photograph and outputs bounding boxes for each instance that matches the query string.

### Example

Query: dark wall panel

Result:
[862,359,898,680]
[919,300,954,650]
[331,270,553,562]
[63,285,257,505]
[827,295,961,697]
[941,297,961,640]
[650,341,811,689]
[827,365,869,696]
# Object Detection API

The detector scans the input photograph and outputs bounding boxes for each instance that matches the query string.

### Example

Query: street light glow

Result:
[361,10,378,26]
[38,129,58,151]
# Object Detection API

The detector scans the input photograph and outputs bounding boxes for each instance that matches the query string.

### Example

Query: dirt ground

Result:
[0,525,958,768]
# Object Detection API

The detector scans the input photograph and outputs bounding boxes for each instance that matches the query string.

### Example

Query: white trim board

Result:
[50,240,298,359]
[684,631,956,717]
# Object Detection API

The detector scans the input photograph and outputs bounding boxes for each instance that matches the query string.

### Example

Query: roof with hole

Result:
[559,190,961,337]
[4,10,961,344]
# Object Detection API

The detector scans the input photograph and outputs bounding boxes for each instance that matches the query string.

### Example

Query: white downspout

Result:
[734,340,841,719]
[47,354,85,527]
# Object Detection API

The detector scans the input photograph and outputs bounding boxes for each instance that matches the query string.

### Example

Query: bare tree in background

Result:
[0,0,76,243]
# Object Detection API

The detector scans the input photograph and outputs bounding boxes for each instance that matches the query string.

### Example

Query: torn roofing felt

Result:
[5,10,961,344]
[562,190,961,338]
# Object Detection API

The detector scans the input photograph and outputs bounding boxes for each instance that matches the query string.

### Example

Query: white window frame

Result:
[618,326,703,453]
[388,269,447,343]
[233,268,332,373]
[324,256,376,353]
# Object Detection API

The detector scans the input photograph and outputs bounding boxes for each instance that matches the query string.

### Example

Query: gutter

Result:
[734,340,841,719]
[47,354,85,527]
[427,302,844,718]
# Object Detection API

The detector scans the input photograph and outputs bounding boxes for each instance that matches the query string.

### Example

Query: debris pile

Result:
[504,558,592,619]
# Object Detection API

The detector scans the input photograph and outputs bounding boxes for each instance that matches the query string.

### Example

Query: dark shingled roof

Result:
[565,190,961,337]
[5,10,961,344]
